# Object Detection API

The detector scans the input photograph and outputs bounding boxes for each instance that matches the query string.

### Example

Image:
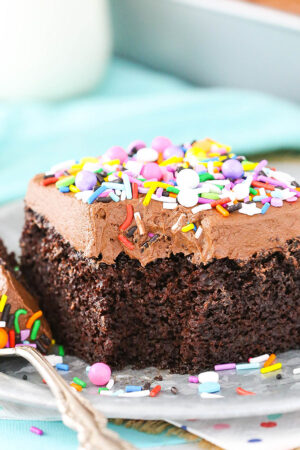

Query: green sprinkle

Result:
[201,193,220,200]
[166,186,180,194]
[30,319,41,340]
[73,377,87,388]
[98,387,108,393]
[199,173,214,182]
[249,187,258,195]
[94,168,103,174]
[215,184,224,190]
[14,309,27,334]
[56,176,75,188]
[58,345,65,356]
[13,266,20,272]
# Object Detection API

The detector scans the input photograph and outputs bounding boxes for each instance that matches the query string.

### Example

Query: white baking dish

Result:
[111,0,300,101]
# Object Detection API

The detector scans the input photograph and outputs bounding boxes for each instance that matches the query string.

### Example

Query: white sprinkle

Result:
[198,371,219,384]
[293,367,300,375]
[134,212,146,235]
[122,173,132,200]
[206,180,230,186]
[171,214,186,232]
[45,355,63,366]
[249,354,269,363]
[239,204,261,216]
[151,194,177,203]
[99,390,115,396]
[75,190,93,203]
[163,202,178,209]
[136,147,158,162]
[195,226,203,239]
[207,161,214,175]
[208,184,221,194]
[125,161,143,175]
[176,169,199,189]
[192,204,212,214]
[194,187,210,194]
[115,189,122,196]
[82,162,102,172]
[118,390,150,398]
[121,190,126,201]
[265,168,295,183]
[177,189,199,208]
[200,392,224,399]
[50,159,76,173]
[233,183,250,200]
[106,378,115,390]
[259,188,266,197]
[0,321,6,327]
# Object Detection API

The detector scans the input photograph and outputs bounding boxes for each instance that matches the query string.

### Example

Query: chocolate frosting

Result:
[0,264,52,338]
[25,174,300,267]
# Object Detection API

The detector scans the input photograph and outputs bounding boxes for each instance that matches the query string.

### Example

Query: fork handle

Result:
[13,346,134,450]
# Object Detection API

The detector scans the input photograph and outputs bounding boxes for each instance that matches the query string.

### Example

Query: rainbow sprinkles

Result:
[42,137,300,251]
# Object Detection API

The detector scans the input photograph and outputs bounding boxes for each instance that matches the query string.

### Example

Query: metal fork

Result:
[0,346,134,450]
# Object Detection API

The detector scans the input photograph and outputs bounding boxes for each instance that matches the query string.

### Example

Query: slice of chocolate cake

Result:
[20,138,300,373]
[0,238,51,351]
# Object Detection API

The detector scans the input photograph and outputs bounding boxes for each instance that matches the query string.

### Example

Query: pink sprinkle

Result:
[286,196,298,202]
[198,198,213,204]
[20,329,30,341]
[258,175,286,188]
[156,187,163,198]
[214,363,236,371]
[261,197,271,204]
[244,196,250,203]
[254,159,268,174]
[189,376,199,383]
[271,197,283,207]
[213,423,230,430]
[16,343,37,348]
[138,187,149,194]
[213,173,225,180]
[99,189,112,197]
[127,175,144,186]
[30,426,43,436]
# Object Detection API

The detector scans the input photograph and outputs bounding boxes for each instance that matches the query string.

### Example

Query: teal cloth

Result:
[0,420,188,449]
[1,57,300,204]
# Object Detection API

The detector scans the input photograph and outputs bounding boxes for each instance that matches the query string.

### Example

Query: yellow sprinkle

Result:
[68,168,81,175]
[51,339,56,345]
[117,171,123,178]
[69,184,80,193]
[260,363,282,374]
[80,157,99,164]
[143,185,156,206]
[0,294,7,313]
[181,224,195,232]
[242,161,258,171]
[105,159,120,166]
[70,163,84,171]
[143,181,172,189]
[182,162,189,168]
[216,204,229,217]
[159,156,183,167]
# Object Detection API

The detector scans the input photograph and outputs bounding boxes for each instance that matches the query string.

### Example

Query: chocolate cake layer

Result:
[21,208,300,372]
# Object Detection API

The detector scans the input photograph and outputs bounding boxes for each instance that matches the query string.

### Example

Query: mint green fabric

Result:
[0,419,188,449]
[1,57,300,204]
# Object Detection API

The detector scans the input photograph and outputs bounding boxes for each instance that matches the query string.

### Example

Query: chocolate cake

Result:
[20,138,300,373]
[0,238,51,350]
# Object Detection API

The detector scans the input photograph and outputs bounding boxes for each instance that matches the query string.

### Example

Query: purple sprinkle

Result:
[20,329,30,341]
[257,175,286,188]
[214,363,236,371]
[148,233,154,238]
[30,426,43,436]
[271,197,283,207]
[138,187,149,194]
[261,197,271,204]
[254,159,268,174]
[189,376,199,383]
[156,187,163,198]
[16,343,37,348]
[198,198,213,204]
[213,173,225,180]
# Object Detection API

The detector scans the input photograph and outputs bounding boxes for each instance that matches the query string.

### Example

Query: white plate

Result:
[0,200,300,421]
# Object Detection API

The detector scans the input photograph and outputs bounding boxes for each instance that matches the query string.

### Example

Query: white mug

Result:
[0,0,111,100]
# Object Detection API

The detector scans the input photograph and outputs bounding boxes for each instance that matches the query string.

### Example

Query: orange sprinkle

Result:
[157,152,164,164]
[169,193,177,198]
[263,353,276,368]
[216,204,229,217]
[236,387,255,396]
[119,204,134,231]
[42,177,58,186]
[211,197,231,208]
[26,310,43,329]
[150,385,161,397]
[132,182,138,199]
[70,383,82,392]
[118,234,134,250]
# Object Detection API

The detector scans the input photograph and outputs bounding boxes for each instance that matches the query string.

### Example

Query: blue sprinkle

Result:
[125,385,142,392]
[59,186,70,193]
[202,157,219,162]
[253,195,265,202]
[248,439,262,443]
[181,425,187,431]
[198,382,220,393]
[236,363,260,370]
[56,363,69,371]
[271,191,283,199]
[109,192,120,202]
[102,182,125,190]
[261,202,271,214]
[87,185,107,204]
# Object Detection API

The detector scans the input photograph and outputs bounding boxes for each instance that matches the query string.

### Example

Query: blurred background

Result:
[0,0,300,206]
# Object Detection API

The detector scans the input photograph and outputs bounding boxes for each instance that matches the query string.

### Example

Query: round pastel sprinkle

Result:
[163,145,184,160]
[151,136,172,152]
[198,371,219,384]
[177,189,199,207]
[75,170,97,191]
[198,382,221,393]
[88,362,111,386]
[222,159,244,180]
[176,168,199,189]
[136,147,159,162]
[141,162,163,180]
[271,197,283,207]
[127,140,146,153]
[106,146,128,164]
